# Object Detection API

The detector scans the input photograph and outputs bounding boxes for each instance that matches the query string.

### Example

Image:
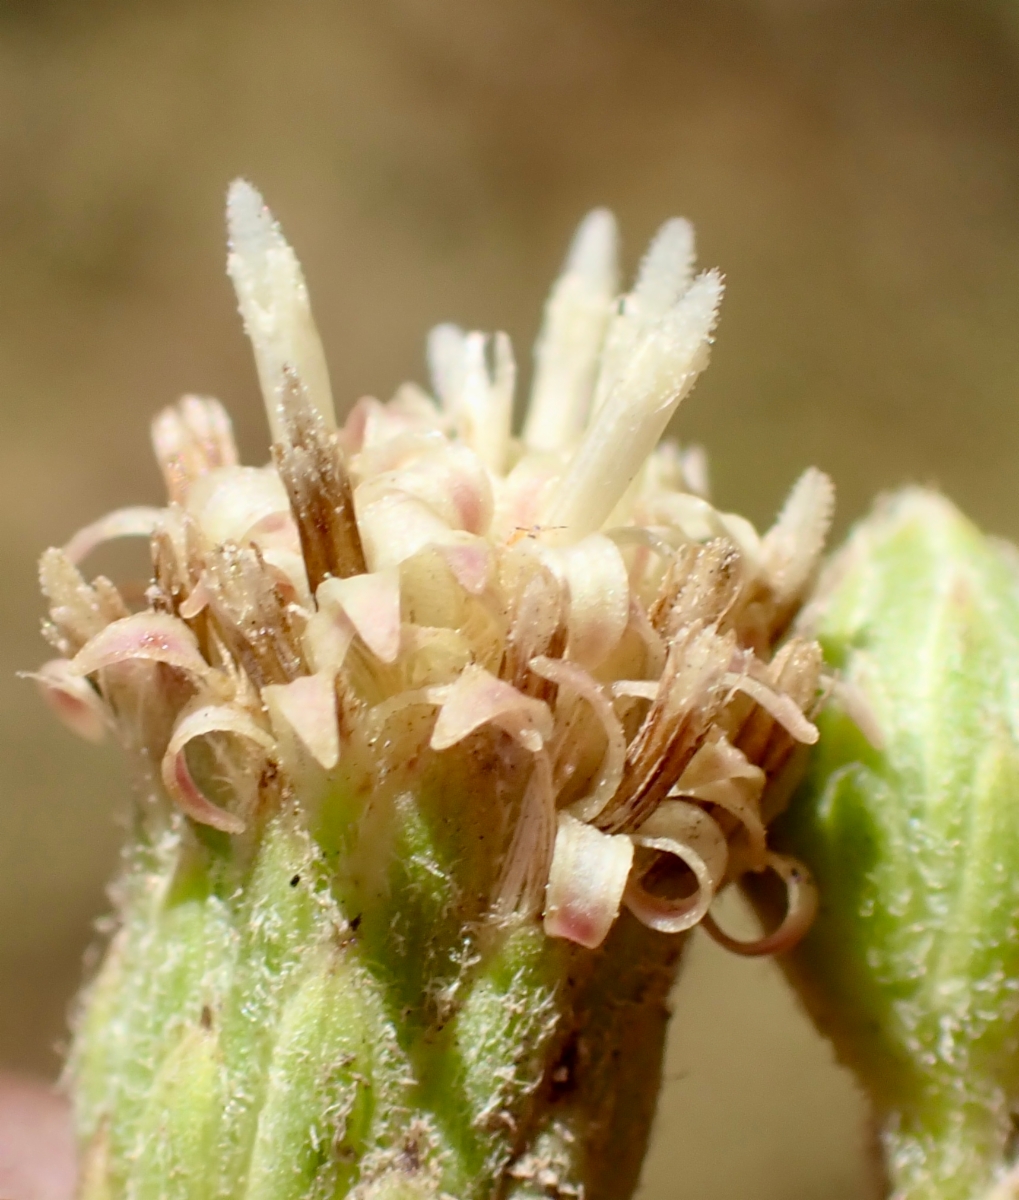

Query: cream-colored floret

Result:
[37,180,835,953]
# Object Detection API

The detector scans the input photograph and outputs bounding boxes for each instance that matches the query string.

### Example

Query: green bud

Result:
[776,488,1019,1200]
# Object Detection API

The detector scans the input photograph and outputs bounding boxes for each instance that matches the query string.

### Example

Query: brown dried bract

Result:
[272,369,366,590]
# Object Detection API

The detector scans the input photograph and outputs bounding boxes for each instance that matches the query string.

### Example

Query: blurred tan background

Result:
[3,0,1019,1196]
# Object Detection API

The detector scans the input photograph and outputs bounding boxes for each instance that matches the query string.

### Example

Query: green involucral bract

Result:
[71,796,680,1200]
[777,488,1019,1200]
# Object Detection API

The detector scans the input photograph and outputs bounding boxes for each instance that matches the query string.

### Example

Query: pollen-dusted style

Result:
[38,182,833,1200]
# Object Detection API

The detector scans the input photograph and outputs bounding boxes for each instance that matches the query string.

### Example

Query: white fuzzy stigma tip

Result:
[524,208,619,453]
[541,268,723,541]
[226,179,335,442]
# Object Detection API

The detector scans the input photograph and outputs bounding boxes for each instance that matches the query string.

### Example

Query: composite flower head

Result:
[38,180,833,954]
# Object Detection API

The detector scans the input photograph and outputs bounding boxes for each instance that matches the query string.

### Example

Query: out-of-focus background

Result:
[3,0,1019,1195]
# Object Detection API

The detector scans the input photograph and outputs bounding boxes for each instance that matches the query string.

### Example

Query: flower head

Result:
[38,180,832,953]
